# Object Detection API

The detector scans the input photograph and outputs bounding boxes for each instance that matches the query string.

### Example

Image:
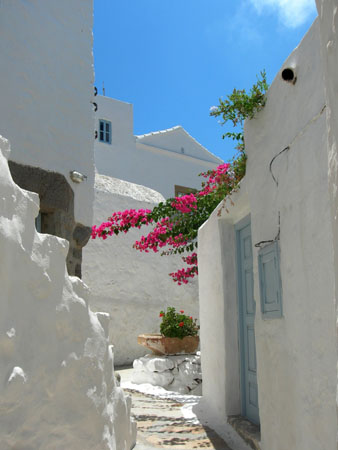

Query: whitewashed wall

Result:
[198,19,337,450]
[0,0,95,227]
[197,185,250,437]
[82,174,199,366]
[0,136,136,449]
[94,96,222,198]
[315,0,338,436]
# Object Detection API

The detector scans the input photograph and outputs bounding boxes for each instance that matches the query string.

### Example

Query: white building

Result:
[0,0,96,277]
[0,1,136,448]
[197,10,338,450]
[94,95,223,198]
[0,136,136,449]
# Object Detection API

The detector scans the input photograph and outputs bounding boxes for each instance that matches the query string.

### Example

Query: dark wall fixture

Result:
[281,68,297,84]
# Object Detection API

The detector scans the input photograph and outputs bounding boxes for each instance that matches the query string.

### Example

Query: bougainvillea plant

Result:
[91,72,268,284]
[159,307,199,339]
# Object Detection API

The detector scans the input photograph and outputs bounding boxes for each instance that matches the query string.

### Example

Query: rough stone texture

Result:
[0,136,136,449]
[228,416,261,450]
[8,160,75,213]
[82,173,199,366]
[124,387,234,450]
[132,353,202,394]
[73,223,92,248]
[144,357,175,373]
[8,160,90,278]
[132,370,175,388]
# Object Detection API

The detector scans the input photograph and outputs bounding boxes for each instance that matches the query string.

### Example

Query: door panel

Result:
[236,218,260,425]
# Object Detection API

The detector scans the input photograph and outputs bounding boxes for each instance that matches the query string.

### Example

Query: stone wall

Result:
[132,353,202,395]
[0,136,136,449]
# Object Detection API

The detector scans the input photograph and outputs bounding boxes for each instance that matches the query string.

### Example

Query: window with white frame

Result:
[99,119,112,144]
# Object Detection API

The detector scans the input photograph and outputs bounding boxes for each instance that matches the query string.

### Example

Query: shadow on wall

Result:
[9,160,91,278]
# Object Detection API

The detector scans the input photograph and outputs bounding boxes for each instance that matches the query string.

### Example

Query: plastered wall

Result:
[82,174,200,366]
[94,96,222,198]
[0,136,136,449]
[245,19,336,450]
[315,0,338,440]
[198,19,337,450]
[0,0,95,227]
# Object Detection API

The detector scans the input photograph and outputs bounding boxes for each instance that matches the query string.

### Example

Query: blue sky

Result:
[93,0,317,162]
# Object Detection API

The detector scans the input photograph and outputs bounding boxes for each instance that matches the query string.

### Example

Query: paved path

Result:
[119,368,233,450]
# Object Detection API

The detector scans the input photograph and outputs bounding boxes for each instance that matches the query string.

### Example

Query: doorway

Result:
[235,216,260,425]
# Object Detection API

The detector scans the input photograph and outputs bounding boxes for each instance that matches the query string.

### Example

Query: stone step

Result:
[228,416,261,450]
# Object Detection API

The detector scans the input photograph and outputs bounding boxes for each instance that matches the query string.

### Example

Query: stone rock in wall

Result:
[146,356,175,372]
[190,383,202,396]
[133,358,145,371]
[0,136,136,450]
[132,353,202,394]
[189,352,201,365]
[169,355,190,366]
[133,355,175,372]
[179,360,202,378]
[166,379,190,395]
[132,369,174,387]
[177,360,202,389]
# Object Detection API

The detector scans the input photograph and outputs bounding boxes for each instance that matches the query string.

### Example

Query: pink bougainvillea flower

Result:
[171,193,197,214]
[91,158,238,285]
[159,313,164,317]
[179,322,184,327]
[198,163,231,197]
[169,257,198,285]
[180,310,184,313]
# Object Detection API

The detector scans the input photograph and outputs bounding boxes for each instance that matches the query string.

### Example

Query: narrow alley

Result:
[120,368,243,450]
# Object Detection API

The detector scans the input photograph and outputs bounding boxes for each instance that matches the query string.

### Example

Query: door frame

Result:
[235,215,260,425]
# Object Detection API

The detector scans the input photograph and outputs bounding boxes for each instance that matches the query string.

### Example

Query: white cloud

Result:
[249,0,317,28]
[205,3,263,46]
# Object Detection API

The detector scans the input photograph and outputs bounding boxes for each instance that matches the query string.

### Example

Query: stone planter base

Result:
[137,333,199,355]
[132,353,202,395]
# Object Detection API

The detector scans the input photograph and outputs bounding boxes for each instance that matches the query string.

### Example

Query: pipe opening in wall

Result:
[281,68,296,84]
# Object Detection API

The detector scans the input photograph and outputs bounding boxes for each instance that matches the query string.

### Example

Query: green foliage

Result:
[208,69,268,193]
[159,307,199,338]
[231,148,247,182]
[210,70,268,137]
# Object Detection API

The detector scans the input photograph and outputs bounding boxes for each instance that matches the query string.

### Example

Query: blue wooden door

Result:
[236,218,260,425]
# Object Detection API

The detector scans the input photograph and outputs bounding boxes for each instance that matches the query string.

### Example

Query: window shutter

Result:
[98,120,112,144]
[258,241,283,319]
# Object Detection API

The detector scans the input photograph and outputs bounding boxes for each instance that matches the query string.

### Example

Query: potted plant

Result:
[138,307,199,355]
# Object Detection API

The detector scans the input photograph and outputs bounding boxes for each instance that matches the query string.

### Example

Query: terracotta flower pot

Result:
[137,333,199,356]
